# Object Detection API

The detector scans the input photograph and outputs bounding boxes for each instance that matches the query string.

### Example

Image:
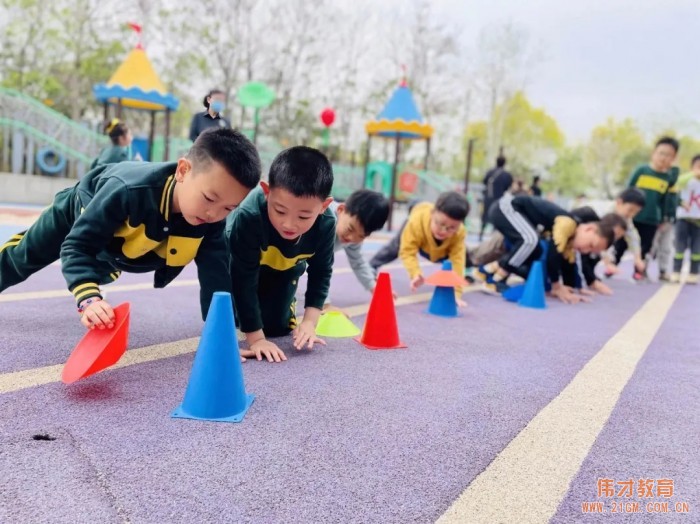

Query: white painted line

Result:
[436,284,682,524]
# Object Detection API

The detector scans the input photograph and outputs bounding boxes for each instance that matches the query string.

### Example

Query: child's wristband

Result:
[77,297,102,314]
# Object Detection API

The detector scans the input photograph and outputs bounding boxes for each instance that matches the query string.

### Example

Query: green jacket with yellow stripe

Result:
[225,186,336,334]
[60,161,230,319]
[627,164,673,225]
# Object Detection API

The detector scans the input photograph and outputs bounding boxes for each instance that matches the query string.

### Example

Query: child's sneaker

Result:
[632,270,647,282]
[669,272,681,284]
[658,271,670,282]
[686,274,698,285]
[481,280,510,296]
[472,265,495,283]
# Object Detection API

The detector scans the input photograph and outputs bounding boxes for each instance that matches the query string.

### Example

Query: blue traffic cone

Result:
[427,286,458,317]
[425,260,466,318]
[172,292,254,423]
[518,260,547,310]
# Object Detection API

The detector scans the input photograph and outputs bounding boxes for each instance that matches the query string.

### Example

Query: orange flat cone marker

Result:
[316,311,361,337]
[424,260,468,287]
[62,302,131,384]
[355,272,406,350]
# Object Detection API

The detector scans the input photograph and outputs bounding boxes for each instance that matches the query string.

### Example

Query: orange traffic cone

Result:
[62,302,131,384]
[355,272,406,350]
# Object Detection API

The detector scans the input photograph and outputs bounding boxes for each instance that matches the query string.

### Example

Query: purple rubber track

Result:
[2,260,681,523]
[551,285,700,523]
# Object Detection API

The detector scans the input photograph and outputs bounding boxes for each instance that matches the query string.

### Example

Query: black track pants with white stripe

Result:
[489,196,542,279]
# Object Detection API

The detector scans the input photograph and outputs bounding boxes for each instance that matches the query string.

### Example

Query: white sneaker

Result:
[669,273,681,284]
[686,274,698,285]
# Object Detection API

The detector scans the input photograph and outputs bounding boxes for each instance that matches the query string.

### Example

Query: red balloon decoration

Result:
[320,108,335,127]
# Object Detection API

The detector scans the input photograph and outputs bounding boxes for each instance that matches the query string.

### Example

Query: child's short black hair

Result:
[655,136,680,152]
[496,155,507,168]
[203,88,225,109]
[268,146,333,199]
[597,213,628,247]
[104,119,128,145]
[691,154,700,167]
[571,206,600,223]
[187,128,261,189]
[344,189,389,235]
[617,187,646,207]
[435,191,470,222]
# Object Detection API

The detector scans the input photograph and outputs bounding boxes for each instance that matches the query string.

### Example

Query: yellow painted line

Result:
[0,261,433,303]
[0,285,478,395]
[436,284,682,524]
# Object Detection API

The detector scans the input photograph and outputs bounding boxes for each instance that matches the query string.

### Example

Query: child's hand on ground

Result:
[80,299,115,330]
[242,339,287,363]
[590,280,613,295]
[456,298,468,307]
[292,320,326,350]
[552,286,587,304]
[410,275,424,292]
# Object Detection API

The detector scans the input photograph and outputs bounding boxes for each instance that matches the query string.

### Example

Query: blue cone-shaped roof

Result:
[378,85,423,122]
[366,84,433,139]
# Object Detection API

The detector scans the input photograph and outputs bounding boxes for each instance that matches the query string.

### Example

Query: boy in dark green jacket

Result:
[627,136,679,279]
[226,146,335,363]
[0,129,261,329]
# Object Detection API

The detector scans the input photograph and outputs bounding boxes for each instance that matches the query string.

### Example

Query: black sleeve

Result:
[189,115,199,142]
[546,239,561,283]
[60,178,129,304]
[194,221,232,320]
[304,219,335,309]
[228,211,264,333]
[580,254,599,286]
[561,258,579,288]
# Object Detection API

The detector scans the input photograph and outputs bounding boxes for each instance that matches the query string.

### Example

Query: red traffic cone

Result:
[355,272,406,350]
[62,302,131,384]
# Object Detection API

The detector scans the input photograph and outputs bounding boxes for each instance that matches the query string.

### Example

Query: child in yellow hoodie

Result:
[370,191,469,305]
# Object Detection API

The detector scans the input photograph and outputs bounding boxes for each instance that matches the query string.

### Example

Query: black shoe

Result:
[481,280,510,295]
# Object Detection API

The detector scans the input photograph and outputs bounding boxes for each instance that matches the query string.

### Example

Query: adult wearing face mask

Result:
[188,88,232,142]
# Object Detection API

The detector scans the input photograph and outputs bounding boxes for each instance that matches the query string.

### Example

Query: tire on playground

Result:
[36,147,67,176]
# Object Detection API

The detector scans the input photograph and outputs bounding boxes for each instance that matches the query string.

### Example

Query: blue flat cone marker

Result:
[518,261,547,310]
[172,292,254,423]
[502,283,525,303]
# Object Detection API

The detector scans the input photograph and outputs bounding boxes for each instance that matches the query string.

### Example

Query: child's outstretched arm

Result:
[298,221,335,350]
[193,221,232,321]
[343,243,376,294]
[398,220,423,291]
[60,178,131,329]
[228,212,286,363]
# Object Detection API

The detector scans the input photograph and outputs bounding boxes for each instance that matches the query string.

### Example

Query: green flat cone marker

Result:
[316,311,361,338]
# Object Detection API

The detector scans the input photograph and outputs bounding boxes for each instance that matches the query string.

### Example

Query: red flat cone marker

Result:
[424,260,468,287]
[355,272,406,350]
[62,302,131,384]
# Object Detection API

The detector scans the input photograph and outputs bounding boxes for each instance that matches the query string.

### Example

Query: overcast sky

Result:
[428,0,700,141]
